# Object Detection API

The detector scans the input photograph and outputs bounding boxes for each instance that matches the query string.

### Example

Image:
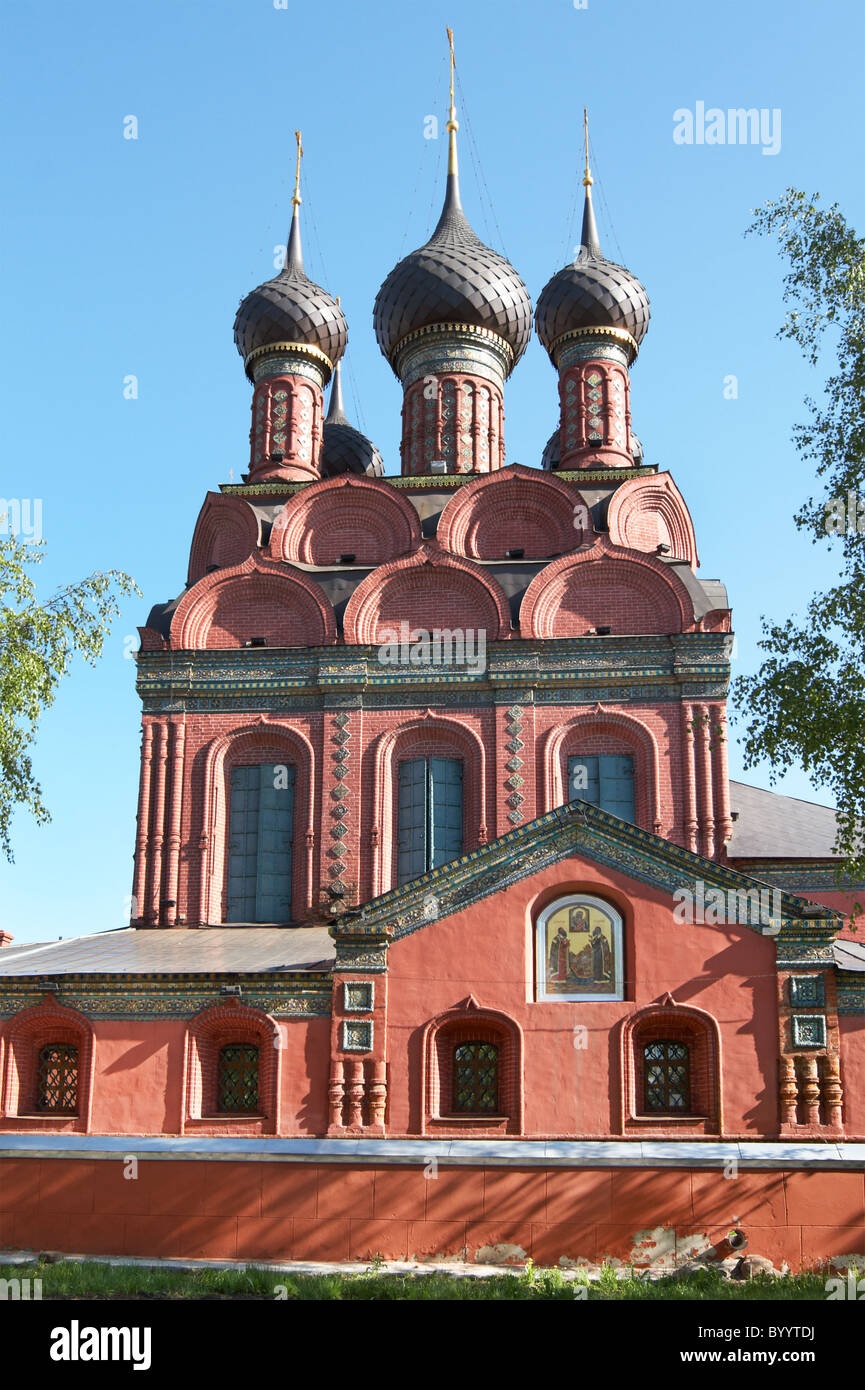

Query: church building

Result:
[1,53,863,1271]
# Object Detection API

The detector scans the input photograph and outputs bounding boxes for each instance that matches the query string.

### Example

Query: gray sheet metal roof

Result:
[0,927,335,977]
[727,780,839,858]
[835,938,865,972]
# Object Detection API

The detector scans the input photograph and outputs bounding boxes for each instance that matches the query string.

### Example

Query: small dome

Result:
[374,168,532,375]
[540,426,643,470]
[320,362,383,478]
[234,206,347,377]
[535,185,650,365]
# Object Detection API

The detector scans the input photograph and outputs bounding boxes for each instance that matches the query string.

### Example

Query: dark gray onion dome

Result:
[320,361,384,477]
[234,204,348,378]
[541,426,643,469]
[535,184,650,365]
[541,429,560,470]
[373,164,532,374]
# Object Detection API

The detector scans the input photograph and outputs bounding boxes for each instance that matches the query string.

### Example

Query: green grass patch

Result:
[0,1259,833,1300]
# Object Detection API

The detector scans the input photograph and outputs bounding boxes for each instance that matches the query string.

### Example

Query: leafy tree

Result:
[734,189,865,907]
[0,526,138,860]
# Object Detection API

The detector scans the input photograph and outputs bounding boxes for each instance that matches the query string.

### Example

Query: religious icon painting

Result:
[535,894,624,1002]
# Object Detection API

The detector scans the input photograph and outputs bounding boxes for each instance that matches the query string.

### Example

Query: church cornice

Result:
[135,633,732,711]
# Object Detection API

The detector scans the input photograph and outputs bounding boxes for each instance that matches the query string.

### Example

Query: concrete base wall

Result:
[1,1147,864,1270]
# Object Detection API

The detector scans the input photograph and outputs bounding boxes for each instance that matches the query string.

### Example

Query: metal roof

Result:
[727,780,839,859]
[835,938,865,972]
[0,927,335,977]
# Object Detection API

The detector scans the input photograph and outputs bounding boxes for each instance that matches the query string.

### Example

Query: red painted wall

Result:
[1,1156,861,1270]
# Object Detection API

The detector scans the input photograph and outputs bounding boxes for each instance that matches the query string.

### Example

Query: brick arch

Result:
[520,536,694,638]
[367,715,489,897]
[197,722,318,923]
[187,492,261,585]
[540,709,662,833]
[183,1000,281,1135]
[436,465,592,559]
[607,472,699,570]
[171,554,336,650]
[1,1000,95,1131]
[420,1004,524,1135]
[343,543,511,646]
[269,475,422,567]
[618,1000,722,1135]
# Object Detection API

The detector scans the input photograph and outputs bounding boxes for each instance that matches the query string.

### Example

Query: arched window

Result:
[397,757,463,884]
[453,1041,499,1114]
[226,763,294,922]
[620,1005,721,1134]
[216,1044,260,1114]
[643,1040,691,1113]
[35,1044,79,1115]
[536,894,625,1002]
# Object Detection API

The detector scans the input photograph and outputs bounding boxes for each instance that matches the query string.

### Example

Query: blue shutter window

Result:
[226,763,294,922]
[397,757,463,885]
[568,754,635,824]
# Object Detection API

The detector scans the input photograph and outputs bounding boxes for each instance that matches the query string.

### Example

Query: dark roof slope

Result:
[727,780,838,859]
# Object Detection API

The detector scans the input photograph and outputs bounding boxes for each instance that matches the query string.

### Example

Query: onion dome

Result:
[373,89,532,376]
[234,170,347,381]
[320,360,384,477]
[535,176,650,367]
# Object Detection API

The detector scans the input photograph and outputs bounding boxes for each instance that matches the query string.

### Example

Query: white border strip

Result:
[0,1135,862,1168]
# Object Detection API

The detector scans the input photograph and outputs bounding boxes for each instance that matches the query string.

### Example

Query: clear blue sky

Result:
[1,0,863,942]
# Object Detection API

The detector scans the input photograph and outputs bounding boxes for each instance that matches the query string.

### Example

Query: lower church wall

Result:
[1,1151,862,1271]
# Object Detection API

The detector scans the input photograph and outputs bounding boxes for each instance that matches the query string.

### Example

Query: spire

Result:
[325,309,349,423]
[285,129,304,272]
[435,25,463,223]
[579,108,601,257]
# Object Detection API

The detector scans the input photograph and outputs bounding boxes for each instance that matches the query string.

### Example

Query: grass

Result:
[0,1258,834,1300]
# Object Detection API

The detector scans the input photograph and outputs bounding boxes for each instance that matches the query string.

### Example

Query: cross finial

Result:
[583,108,592,188]
[292,129,303,207]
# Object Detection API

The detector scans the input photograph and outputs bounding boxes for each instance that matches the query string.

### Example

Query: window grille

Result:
[452,1041,499,1113]
[643,1039,690,1112]
[36,1044,79,1114]
[217,1044,260,1113]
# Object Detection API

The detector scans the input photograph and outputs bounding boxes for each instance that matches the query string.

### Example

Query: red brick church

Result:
[1,72,863,1269]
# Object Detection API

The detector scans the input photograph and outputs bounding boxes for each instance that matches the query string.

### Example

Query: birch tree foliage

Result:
[734,189,865,903]
[0,528,139,860]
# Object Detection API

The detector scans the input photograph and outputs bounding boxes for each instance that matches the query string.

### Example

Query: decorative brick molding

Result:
[0,1000,95,1132]
[436,465,592,558]
[618,1000,722,1136]
[187,492,261,586]
[170,553,337,651]
[519,537,696,639]
[183,1001,280,1135]
[269,475,421,567]
[540,707,663,835]
[420,1002,524,1135]
[342,543,512,646]
[606,472,699,570]
[368,714,489,897]
[198,721,318,922]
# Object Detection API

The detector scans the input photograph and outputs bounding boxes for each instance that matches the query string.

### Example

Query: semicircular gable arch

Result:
[520,537,695,638]
[187,493,261,586]
[269,475,422,567]
[171,554,337,650]
[606,472,698,570]
[437,465,592,558]
[343,544,512,646]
